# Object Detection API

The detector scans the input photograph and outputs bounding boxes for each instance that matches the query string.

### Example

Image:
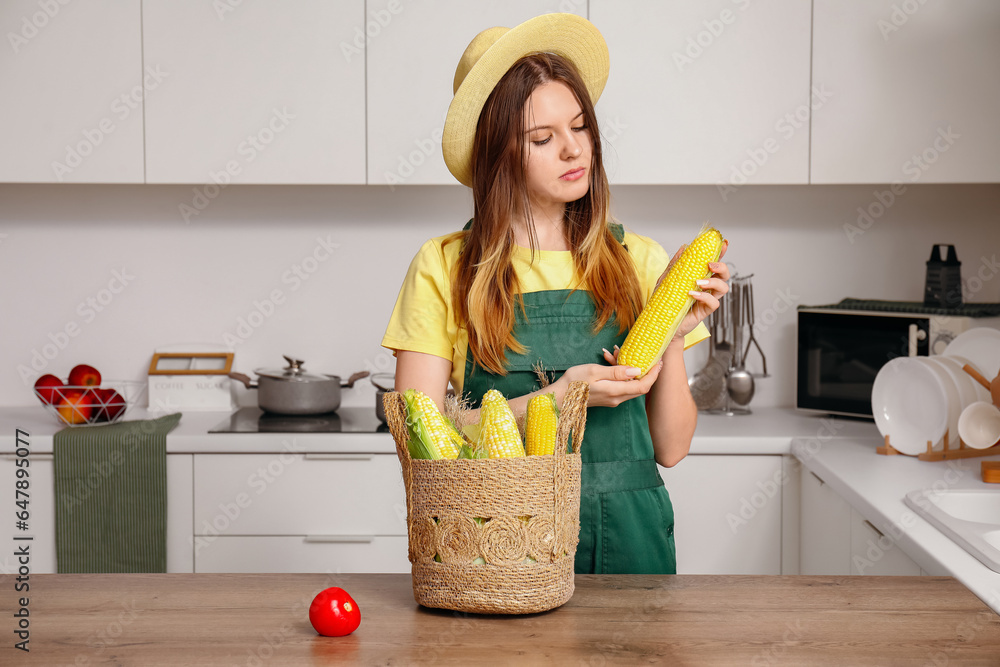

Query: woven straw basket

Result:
[384,381,589,615]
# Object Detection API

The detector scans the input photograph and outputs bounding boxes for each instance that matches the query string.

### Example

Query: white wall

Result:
[1,183,998,411]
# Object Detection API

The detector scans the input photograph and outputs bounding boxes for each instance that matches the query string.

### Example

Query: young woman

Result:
[382,14,729,574]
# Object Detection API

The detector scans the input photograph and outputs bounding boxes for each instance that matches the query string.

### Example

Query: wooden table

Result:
[2,573,998,665]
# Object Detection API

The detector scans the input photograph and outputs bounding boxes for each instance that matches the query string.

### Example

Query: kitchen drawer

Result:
[195,535,410,574]
[193,453,406,537]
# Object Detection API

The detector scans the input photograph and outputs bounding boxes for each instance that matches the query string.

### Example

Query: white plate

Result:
[945,353,993,403]
[944,328,1000,381]
[919,357,961,449]
[872,356,948,456]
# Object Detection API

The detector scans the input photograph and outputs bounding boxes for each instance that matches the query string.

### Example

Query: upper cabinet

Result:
[365,1,584,186]
[0,0,144,183]
[590,1,812,185]
[142,0,365,184]
[811,0,1000,183]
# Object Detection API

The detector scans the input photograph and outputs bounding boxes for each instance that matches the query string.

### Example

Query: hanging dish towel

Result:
[54,413,181,573]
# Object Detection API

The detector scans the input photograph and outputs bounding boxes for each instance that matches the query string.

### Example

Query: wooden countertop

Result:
[2,573,998,665]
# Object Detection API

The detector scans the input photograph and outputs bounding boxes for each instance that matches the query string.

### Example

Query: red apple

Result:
[56,389,94,425]
[68,364,101,387]
[93,388,126,422]
[33,374,64,405]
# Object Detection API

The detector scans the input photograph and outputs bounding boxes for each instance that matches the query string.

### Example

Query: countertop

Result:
[2,573,998,665]
[0,405,879,454]
[792,436,1000,616]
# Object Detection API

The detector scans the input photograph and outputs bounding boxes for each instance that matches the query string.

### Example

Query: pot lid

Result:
[254,356,334,383]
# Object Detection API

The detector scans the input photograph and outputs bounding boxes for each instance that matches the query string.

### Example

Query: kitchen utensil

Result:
[371,372,394,423]
[957,402,1000,449]
[872,356,948,455]
[945,328,1000,381]
[147,347,235,411]
[229,356,368,415]
[924,244,963,308]
[948,355,992,404]
[690,308,730,410]
[742,279,768,377]
[932,356,982,416]
[727,278,755,406]
[706,277,734,410]
[917,358,960,451]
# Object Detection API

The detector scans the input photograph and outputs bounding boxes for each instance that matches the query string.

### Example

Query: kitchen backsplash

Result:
[1,183,998,409]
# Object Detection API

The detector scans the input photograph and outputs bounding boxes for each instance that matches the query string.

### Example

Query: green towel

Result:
[54,413,181,573]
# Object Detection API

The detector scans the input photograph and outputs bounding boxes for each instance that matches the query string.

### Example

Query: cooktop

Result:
[208,406,390,434]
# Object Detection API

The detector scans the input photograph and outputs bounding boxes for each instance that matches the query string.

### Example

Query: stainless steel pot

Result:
[229,356,369,415]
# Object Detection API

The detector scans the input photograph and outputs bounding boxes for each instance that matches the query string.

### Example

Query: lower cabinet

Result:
[195,536,410,573]
[659,455,784,575]
[800,466,921,576]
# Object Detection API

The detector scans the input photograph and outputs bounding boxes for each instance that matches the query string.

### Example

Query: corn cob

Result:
[402,389,463,459]
[525,393,559,456]
[479,389,525,458]
[618,226,725,378]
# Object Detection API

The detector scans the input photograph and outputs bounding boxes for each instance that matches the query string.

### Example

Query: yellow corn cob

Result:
[618,225,725,378]
[403,389,463,459]
[479,389,525,458]
[525,393,559,456]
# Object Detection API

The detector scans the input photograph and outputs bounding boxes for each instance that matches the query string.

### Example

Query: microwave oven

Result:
[796,306,1000,419]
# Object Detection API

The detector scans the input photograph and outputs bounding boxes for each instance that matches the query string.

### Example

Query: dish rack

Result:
[877,364,1000,461]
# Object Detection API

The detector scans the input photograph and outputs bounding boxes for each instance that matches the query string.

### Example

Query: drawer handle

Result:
[304,535,375,543]
[809,471,825,486]
[862,520,885,539]
[0,453,53,461]
[303,454,374,461]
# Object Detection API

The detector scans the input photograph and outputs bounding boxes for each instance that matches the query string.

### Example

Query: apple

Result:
[56,389,94,425]
[33,374,64,405]
[68,364,101,387]
[93,388,126,422]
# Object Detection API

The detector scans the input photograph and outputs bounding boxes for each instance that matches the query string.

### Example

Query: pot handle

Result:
[341,370,370,388]
[228,372,259,389]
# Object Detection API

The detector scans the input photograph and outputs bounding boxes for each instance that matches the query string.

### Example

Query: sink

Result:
[905,489,1000,573]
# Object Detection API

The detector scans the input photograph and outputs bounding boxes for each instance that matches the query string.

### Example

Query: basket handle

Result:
[556,381,590,456]
[383,390,412,463]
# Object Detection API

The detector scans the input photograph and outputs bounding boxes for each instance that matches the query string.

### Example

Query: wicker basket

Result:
[384,381,589,615]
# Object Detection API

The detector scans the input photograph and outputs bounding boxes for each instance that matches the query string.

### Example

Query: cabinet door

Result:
[659,455,783,574]
[366,1,584,186]
[590,1,811,185]
[812,0,1000,183]
[0,0,144,183]
[143,0,365,184]
[195,535,409,574]
[799,466,851,575]
[849,508,921,576]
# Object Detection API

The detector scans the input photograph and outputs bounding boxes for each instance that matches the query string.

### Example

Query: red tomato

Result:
[309,587,361,637]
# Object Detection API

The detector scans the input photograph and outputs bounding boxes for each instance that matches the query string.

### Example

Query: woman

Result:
[382,14,729,574]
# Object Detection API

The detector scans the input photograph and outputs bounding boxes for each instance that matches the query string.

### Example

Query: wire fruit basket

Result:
[34,381,147,427]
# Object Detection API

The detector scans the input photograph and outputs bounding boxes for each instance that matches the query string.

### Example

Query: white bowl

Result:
[872,356,948,456]
[918,357,961,450]
[958,402,1000,450]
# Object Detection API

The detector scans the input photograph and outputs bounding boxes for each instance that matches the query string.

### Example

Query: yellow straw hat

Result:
[441,13,610,188]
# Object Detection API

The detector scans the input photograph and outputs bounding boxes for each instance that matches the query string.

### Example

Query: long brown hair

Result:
[451,52,644,375]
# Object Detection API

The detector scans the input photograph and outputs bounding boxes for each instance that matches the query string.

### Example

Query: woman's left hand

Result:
[659,239,730,341]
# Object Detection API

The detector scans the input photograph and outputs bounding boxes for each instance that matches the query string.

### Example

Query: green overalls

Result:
[460,221,677,575]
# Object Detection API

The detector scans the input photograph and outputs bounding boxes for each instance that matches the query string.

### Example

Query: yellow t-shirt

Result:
[381,227,710,395]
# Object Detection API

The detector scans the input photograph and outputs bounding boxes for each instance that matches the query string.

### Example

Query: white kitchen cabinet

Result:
[142,0,365,185]
[812,0,1000,183]
[366,0,583,186]
[799,466,921,576]
[0,0,144,183]
[590,0,812,185]
[0,453,193,573]
[196,535,410,574]
[659,455,783,575]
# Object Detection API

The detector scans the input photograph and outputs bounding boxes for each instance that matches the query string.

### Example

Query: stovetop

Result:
[208,406,390,434]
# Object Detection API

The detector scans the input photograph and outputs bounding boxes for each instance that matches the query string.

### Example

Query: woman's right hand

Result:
[556,358,664,408]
